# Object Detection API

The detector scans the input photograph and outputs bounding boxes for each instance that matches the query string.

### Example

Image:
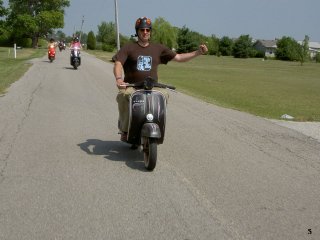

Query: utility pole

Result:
[114,0,120,51]
[79,15,84,42]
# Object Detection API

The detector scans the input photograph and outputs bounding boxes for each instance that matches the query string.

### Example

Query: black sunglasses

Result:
[139,28,151,33]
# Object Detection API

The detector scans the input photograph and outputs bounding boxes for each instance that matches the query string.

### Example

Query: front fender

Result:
[141,123,161,138]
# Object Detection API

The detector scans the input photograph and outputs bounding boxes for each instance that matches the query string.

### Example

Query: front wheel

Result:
[143,137,157,171]
[73,59,79,69]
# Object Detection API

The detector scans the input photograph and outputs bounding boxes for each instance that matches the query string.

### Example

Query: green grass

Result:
[0,47,46,94]
[91,50,320,121]
[158,56,320,121]
[85,49,115,63]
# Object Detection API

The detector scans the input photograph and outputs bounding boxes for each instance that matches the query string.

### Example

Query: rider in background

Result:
[69,36,82,66]
[70,36,82,49]
[47,38,56,49]
[113,17,208,141]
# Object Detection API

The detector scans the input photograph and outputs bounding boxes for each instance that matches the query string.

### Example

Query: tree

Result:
[176,26,206,53]
[119,34,130,47]
[233,34,253,58]
[275,36,300,61]
[56,30,66,41]
[206,34,220,55]
[87,31,96,50]
[296,35,309,65]
[151,17,177,49]
[0,0,5,15]
[0,0,8,35]
[97,21,116,47]
[315,52,320,63]
[219,36,234,56]
[7,0,70,48]
[80,32,88,44]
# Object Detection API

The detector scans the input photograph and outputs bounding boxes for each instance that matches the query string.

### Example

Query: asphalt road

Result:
[0,50,319,240]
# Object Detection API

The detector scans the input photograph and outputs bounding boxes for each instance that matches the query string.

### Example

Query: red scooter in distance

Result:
[48,45,56,63]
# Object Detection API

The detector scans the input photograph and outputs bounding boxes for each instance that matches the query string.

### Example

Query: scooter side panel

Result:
[148,91,166,144]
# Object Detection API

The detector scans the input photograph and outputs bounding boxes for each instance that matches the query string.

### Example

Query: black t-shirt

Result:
[114,42,177,83]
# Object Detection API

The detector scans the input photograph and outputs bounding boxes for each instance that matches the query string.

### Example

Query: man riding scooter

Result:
[113,17,208,142]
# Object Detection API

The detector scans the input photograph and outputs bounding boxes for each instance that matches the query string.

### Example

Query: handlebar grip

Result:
[156,83,176,90]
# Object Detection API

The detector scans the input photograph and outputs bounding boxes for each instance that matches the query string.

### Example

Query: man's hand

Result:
[116,78,127,89]
[199,44,208,55]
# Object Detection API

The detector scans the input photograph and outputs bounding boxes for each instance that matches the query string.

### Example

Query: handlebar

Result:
[126,76,176,90]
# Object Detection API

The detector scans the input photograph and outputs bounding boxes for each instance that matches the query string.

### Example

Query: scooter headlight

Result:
[146,113,154,121]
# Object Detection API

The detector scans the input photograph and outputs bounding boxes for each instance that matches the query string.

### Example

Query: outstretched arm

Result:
[173,44,208,62]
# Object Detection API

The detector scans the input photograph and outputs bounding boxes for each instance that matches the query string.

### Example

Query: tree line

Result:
[1,0,319,64]
[87,18,319,64]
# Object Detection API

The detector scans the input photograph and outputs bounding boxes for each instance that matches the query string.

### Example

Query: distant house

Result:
[298,41,320,59]
[253,40,277,58]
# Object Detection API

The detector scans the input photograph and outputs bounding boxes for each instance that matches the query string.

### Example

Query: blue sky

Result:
[4,0,320,41]
[63,0,320,41]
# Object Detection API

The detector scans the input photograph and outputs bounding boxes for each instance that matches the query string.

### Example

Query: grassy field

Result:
[86,49,115,63]
[159,56,320,121]
[0,47,46,94]
[90,50,320,121]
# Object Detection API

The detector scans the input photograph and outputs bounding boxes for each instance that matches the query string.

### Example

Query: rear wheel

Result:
[143,137,157,171]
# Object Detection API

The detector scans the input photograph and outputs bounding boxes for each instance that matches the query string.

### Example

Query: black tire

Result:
[73,59,79,69]
[143,137,157,171]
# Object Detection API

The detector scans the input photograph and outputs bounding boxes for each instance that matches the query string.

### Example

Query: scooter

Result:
[122,76,175,171]
[48,45,55,63]
[58,42,66,51]
[70,47,81,69]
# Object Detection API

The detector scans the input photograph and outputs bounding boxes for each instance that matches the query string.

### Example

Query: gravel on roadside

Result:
[269,120,320,142]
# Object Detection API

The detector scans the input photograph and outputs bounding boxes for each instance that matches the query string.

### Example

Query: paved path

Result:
[0,50,319,240]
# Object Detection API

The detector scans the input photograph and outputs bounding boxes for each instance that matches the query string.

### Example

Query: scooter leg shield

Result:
[141,123,161,139]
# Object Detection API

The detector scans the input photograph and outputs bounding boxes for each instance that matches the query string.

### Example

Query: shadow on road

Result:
[63,67,78,70]
[77,139,147,171]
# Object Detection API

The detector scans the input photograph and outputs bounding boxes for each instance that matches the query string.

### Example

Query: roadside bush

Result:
[275,36,300,61]
[233,35,253,58]
[37,38,48,48]
[102,44,114,52]
[16,38,32,48]
[315,52,320,63]
[87,31,96,50]
[0,30,11,46]
[95,42,102,50]
[254,51,265,58]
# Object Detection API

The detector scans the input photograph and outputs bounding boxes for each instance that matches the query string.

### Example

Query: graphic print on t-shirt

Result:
[137,56,152,71]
